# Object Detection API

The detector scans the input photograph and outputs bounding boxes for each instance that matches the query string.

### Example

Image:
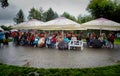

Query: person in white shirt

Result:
[71,34,77,41]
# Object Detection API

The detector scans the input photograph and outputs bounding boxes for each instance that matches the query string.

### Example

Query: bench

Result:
[68,40,83,50]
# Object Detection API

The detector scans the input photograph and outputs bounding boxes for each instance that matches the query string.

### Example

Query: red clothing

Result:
[110,35,115,42]
[31,35,35,41]
[52,37,56,43]
[11,32,15,37]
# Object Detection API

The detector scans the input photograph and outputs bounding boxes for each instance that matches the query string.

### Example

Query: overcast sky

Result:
[0,0,90,25]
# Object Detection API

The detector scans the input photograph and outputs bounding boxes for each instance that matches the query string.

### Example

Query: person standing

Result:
[0,30,4,46]
[107,33,115,49]
[4,31,10,45]
[109,33,115,48]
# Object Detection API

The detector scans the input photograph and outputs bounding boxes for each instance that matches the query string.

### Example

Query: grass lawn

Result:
[7,37,13,42]
[0,63,120,76]
[114,38,120,44]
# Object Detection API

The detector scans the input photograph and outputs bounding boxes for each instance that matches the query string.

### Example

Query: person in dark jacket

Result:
[107,33,115,49]
[4,32,10,45]
[109,33,115,48]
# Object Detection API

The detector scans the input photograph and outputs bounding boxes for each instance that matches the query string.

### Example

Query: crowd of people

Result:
[12,31,82,50]
[0,30,10,46]
[0,30,116,49]
[86,32,115,48]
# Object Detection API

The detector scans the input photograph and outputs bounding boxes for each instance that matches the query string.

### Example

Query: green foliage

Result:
[87,0,120,23]
[28,7,42,20]
[45,8,59,22]
[61,12,77,22]
[114,38,120,44]
[27,7,58,22]
[0,63,120,76]
[13,9,25,24]
[0,0,9,8]
[77,15,95,23]
[113,2,120,23]
[0,25,12,31]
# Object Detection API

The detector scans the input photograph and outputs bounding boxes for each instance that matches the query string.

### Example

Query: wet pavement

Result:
[0,42,120,68]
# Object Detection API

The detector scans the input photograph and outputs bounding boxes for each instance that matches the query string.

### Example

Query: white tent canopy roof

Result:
[10,29,18,32]
[43,17,80,26]
[40,17,86,30]
[0,27,4,31]
[81,18,120,31]
[13,19,44,29]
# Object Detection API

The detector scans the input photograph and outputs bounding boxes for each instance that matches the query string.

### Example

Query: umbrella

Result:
[81,18,120,34]
[13,19,44,29]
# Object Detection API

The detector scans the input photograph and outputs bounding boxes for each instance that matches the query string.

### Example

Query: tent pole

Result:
[62,30,64,38]
[100,29,102,35]
[49,30,50,34]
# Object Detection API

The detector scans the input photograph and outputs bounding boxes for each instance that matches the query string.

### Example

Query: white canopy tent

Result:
[13,19,44,29]
[36,17,86,37]
[39,17,86,30]
[0,27,4,31]
[10,29,18,32]
[81,18,120,34]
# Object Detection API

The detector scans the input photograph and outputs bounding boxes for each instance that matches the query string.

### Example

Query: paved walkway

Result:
[0,42,120,68]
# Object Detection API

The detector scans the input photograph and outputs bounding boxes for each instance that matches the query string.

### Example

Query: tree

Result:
[13,9,25,24]
[0,0,9,8]
[87,0,120,23]
[61,12,70,18]
[61,12,77,22]
[87,0,114,18]
[39,7,44,21]
[1,25,12,31]
[112,0,120,22]
[54,12,59,19]
[45,8,58,21]
[77,15,95,23]
[28,7,41,20]
[42,11,47,22]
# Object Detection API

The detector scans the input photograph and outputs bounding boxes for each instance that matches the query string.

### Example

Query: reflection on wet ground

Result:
[0,42,120,68]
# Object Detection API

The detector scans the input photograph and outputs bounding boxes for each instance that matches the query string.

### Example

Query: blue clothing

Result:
[33,38,39,45]
[64,38,70,43]
[0,32,3,40]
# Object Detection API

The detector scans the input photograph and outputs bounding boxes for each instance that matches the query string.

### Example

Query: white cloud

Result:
[10,0,90,16]
[0,0,90,25]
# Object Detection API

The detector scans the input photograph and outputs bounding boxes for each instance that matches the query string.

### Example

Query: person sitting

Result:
[46,34,52,48]
[57,35,63,43]
[51,35,57,48]
[98,34,106,46]
[64,35,70,43]
[30,34,35,46]
[91,36,102,48]
[38,34,45,48]
[89,33,94,47]
[70,34,77,49]
[66,33,71,40]
[71,34,77,41]
[13,32,19,45]
[33,34,39,47]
